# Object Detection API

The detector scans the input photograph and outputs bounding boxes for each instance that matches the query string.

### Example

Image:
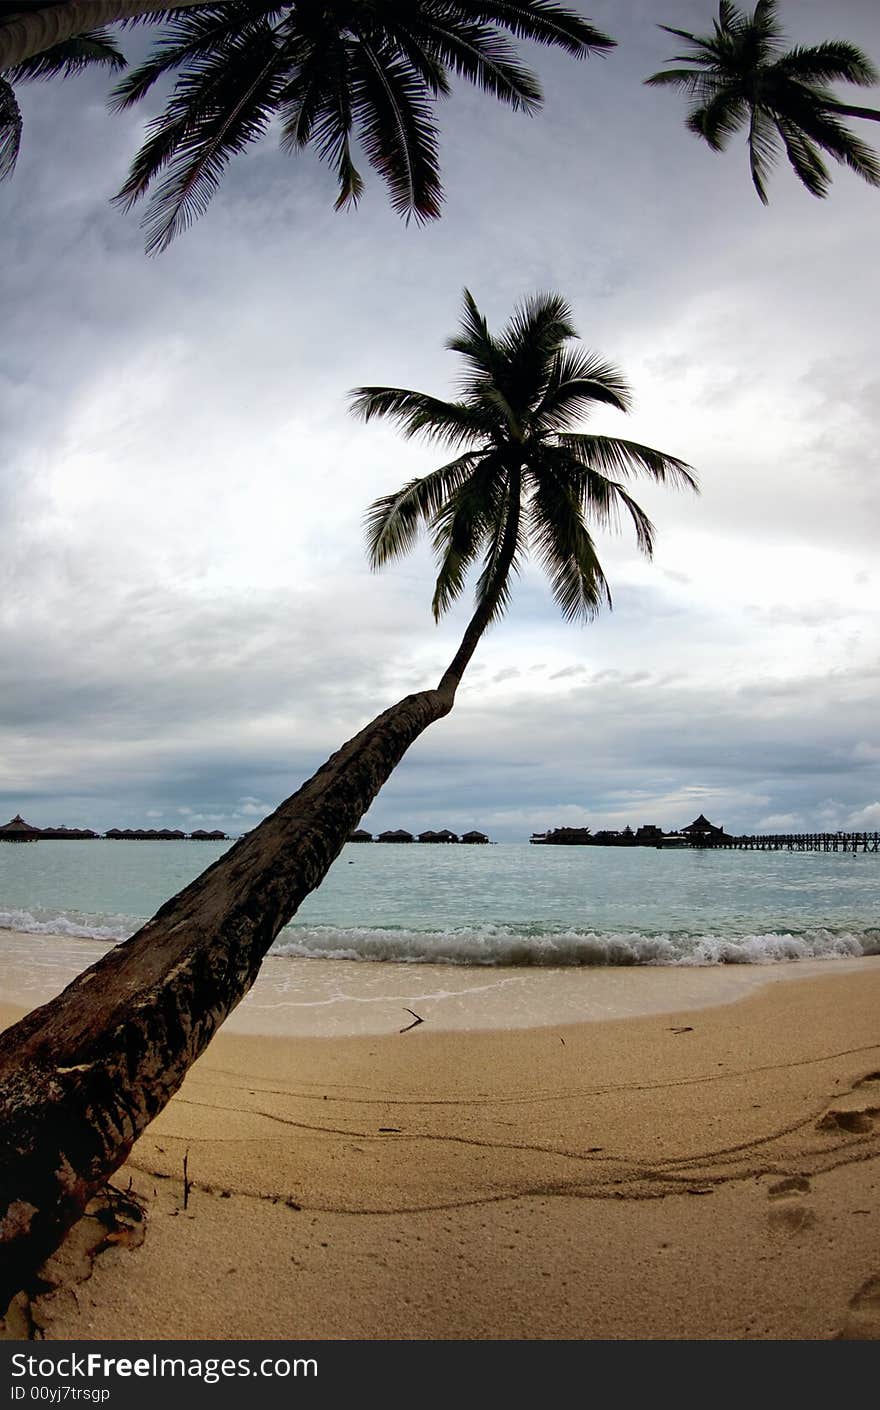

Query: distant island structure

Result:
[0,815,229,842]
[531,815,879,852]
[349,828,490,844]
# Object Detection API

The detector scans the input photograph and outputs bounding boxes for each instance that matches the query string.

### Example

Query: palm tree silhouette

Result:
[0,2,614,252]
[0,289,694,1296]
[355,290,696,697]
[646,0,880,202]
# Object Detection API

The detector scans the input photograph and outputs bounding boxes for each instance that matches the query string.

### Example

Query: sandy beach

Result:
[2,958,880,1341]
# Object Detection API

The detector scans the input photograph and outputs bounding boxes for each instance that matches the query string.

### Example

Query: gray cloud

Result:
[1,2,879,839]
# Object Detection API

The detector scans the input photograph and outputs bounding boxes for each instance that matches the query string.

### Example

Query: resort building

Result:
[377,829,414,843]
[0,814,41,842]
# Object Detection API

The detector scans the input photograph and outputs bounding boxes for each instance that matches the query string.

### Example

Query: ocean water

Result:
[0,838,877,969]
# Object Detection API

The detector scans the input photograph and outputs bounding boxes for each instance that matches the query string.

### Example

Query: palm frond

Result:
[460,3,615,56]
[644,67,721,95]
[472,482,525,625]
[446,288,508,393]
[686,88,748,150]
[365,452,484,570]
[113,24,286,254]
[349,386,492,447]
[109,5,270,112]
[8,30,126,81]
[533,347,631,431]
[528,468,611,622]
[429,456,507,619]
[348,36,442,221]
[774,116,830,198]
[747,103,781,201]
[500,291,576,406]
[410,19,544,114]
[0,77,22,180]
[558,434,697,491]
[773,41,879,88]
[785,96,880,187]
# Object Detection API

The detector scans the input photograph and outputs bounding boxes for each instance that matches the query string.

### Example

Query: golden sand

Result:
[3,962,880,1340]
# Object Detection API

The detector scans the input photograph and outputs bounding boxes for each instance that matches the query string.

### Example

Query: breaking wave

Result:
[271,922,878,967]
[2,911,877,968]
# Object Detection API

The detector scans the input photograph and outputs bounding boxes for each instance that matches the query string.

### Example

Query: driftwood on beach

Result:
[0,685,454,1311]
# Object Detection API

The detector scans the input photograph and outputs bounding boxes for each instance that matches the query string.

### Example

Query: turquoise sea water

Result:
[0,839,877,968]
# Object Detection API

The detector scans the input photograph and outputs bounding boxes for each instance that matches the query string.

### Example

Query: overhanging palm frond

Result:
[114,22,287,254]
[348,35,442,221]
[105,1,618,250]
[460,3,615,57]
[1,27,127,185]
[7,30,126,81]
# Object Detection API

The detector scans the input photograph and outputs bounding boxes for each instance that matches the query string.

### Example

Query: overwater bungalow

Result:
[461,830,489,844]
[418,829,459,843]
[39,825,99,840]
[348,829,373,842]
[377,829,414,843]
[190,829,228,841]
[0,814,41,842]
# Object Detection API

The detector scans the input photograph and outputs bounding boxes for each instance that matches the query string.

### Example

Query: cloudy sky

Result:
[1,0,878,841]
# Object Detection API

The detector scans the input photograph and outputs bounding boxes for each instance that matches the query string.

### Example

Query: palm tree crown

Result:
[646,0,880,202]
[352,291,695,689]
[104,2,614,252]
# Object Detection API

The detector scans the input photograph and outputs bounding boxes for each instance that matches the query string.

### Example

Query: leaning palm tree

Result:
[646,0,880,202]
[1,3,615,251]
[0,290,693,1306]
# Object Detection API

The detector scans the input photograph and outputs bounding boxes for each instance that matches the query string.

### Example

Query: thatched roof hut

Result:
[0,814,41,842]
[417,830,440,843]
[377,829,414,843]
[682,814,725,845]
[461,830,488,844]
[349,829,373,842]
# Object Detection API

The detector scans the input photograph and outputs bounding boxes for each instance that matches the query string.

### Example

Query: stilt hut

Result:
[0,814,41,842]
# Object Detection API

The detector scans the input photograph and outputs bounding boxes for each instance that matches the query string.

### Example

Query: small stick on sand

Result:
[399,1009,424,1034]
[183,1151,191,1211]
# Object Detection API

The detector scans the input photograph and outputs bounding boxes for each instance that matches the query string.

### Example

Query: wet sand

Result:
[2,960,880,1339]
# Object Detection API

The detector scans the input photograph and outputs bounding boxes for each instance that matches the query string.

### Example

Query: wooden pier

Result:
[712,832,879,853]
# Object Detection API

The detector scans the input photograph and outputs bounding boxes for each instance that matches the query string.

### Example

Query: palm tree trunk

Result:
[0,503,521,1308]
[0,3,204,71]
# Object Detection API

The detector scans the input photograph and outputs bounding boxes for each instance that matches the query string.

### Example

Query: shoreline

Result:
[0,927,877,1037]
[2,962,880,1339]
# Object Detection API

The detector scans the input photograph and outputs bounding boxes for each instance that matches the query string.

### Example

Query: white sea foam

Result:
[269,923,876,967]
[0,909,131,943]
